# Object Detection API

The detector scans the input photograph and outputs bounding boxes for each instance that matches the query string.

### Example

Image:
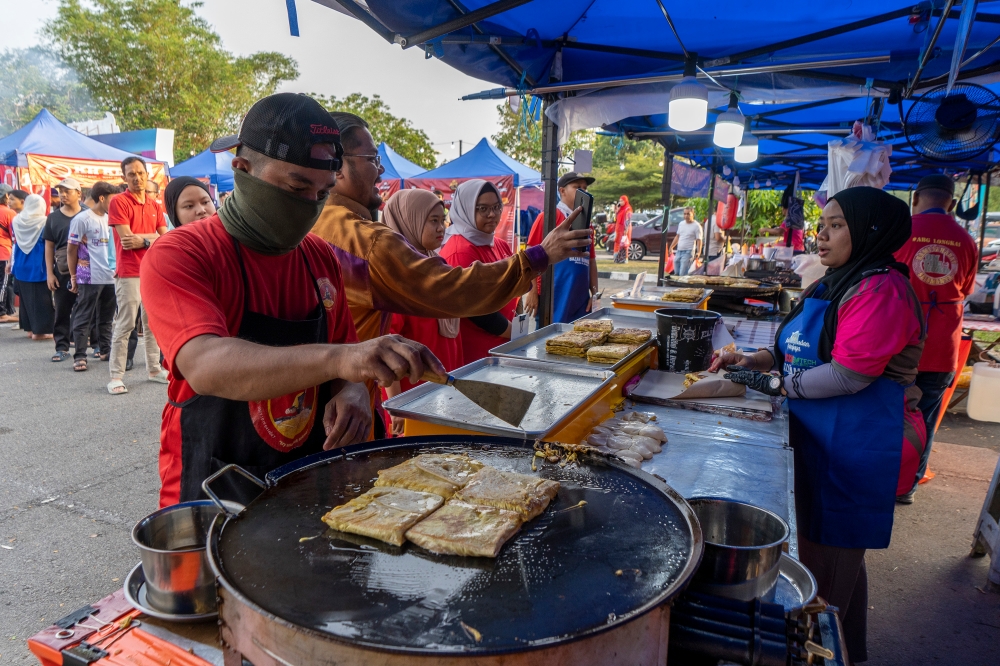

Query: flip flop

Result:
[107,379,128,395]
[74,359,88,372]
[148,370,169,384]
[51,351,70,362]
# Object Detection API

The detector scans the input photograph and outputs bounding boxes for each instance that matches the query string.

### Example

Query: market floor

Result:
[2,319,1000,665]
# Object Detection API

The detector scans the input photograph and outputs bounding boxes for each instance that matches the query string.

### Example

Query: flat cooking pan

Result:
[207,435,703,656]
[664,278,782,297]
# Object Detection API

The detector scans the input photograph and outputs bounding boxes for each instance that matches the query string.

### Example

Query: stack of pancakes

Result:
[545,319,653,364]
[661,287,704,303]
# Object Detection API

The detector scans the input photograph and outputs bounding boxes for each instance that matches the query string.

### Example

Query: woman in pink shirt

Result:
[711,187,925,661]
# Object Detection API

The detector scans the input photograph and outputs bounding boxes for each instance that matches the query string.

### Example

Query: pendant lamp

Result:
[734,134,759,163]
[669,58,708,132]
[713,93,745,148]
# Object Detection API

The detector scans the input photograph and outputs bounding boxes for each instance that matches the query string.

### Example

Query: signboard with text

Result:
[25,154,168,190]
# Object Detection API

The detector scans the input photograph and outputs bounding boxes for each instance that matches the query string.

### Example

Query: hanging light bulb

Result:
[765,178,772,187]
[722,165,732,176]
[658,161,664,167]
[619,162,626,170]
[451,141,455,148]
[713,92,745,148]
[734,134,759,163]
[668,58,708,132]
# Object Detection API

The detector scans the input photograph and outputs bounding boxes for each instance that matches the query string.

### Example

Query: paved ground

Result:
[2,308,1000,664]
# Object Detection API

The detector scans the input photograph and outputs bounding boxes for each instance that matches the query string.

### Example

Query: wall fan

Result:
[904,83,1000,162]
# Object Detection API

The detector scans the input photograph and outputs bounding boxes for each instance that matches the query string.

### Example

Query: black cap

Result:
[558,171,596,188]
[915,174,955,195]
[210,93,343,171]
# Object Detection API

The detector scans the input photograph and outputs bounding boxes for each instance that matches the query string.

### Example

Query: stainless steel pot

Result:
[688,498,789,601]
[131,500,237,615]
[747,258,764,271]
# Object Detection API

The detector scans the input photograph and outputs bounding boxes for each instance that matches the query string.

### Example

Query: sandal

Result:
[51,351,70,362]
[107,379,128,395]
[74,359,88,372]
[99,353,109,362]
[148,369,169,384]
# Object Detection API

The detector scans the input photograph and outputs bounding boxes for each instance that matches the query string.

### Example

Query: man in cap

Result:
[43,177,84,361]
[523,172,599,323]
[894,174,979,503]
[0,184,16,322]
[140,93,443,508]
[311,113,591,345]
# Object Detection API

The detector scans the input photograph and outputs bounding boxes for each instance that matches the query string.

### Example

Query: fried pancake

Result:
[322,487,444,546]
[607,328,652,344]
[405,500,522,558]
[545,331,607,355]
[661,288,704,302]
[573,319,614,334]
[586,344,638,364]
[414,453,484,486]
[374,453,485,498]
[454,466,560,520]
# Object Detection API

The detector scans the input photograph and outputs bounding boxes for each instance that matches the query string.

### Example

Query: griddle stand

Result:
[970,453,1000,591]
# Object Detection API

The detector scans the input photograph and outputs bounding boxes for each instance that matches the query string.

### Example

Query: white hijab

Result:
[443,179,501,247]
[12,194,47,255]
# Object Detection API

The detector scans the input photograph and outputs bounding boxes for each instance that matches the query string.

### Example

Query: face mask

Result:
[218,167,327,255]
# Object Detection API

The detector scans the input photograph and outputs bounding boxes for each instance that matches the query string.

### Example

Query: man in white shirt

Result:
[669,207,703,276]
[707,215,725,261]
[67,181,117,371]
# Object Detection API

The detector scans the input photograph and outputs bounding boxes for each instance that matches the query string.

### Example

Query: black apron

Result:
[172,238,332,505]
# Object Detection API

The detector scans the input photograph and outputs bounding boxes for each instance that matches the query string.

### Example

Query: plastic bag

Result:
[707,254,726,275]
[791,253,826,289]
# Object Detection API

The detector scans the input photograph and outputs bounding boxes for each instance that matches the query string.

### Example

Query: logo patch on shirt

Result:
[317,277,337,310]
[785,330,811,353]
[248,387,318,452]
[913,244,958,286]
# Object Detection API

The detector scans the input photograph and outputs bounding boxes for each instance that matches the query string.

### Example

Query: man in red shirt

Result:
[141,93,442,507]
[107,156,169,394]
[0,185,16,322]
[894,174,978,503]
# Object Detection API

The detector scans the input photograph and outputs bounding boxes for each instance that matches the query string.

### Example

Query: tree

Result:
[491,96,595,172]
[312,93,435,169]
[0,47,102,136]
[45,0,298,162]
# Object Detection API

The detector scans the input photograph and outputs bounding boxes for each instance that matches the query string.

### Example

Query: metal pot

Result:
[746,258,764,271]
[131,500,237,615]
[688,498,789,601]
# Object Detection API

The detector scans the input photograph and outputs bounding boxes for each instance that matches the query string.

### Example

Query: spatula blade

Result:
[452,378,535,427]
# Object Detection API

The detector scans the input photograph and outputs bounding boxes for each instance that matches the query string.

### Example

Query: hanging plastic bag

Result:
[791,254,826,289]
[707,254,726,275]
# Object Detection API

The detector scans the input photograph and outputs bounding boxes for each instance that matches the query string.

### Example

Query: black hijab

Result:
[164,177,212,227]
[775,186,912,363]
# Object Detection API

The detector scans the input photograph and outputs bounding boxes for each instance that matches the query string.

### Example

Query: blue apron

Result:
[779,294,904,549]
[551,255,591,324]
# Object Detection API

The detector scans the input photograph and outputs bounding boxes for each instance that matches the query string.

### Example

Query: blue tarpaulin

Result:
[0,109,158,167]
[413,137,541,187]
[171,149,235,192]
[378,142,427,181]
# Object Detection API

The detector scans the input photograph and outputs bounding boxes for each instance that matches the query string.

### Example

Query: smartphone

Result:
[572,189,594,231]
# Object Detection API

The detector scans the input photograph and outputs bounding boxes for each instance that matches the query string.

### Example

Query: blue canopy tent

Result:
[412,137,540,186]
[171,149,235,192]
[378,142,426,181]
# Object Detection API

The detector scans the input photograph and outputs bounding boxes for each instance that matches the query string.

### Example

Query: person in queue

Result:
[523,172,598,323]
[140,93,444,508]
[439,180,517,365]
[709,187,925,661]
[43,177,83,362]
[0,185,17,323]
[8,194,54,340]
[163,177,216,228]
[894,174,978,504]
[380,189,462,435]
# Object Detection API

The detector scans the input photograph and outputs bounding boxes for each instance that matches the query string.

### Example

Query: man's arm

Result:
[45,240,58,290]
[114,223,160,249]
[67,242,79,293]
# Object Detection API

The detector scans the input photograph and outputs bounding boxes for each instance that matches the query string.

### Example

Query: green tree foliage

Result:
[0,47,102,136]
[587,151,666,210]
[312,93,435,170]
[45,0,298,162]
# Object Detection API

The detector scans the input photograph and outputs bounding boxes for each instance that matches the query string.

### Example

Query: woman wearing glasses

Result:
[440,179,516,364]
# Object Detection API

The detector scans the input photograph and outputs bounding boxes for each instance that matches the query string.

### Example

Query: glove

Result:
[724,365,784,396]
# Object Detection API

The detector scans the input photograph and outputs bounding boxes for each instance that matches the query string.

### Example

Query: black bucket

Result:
[655,309,721,372]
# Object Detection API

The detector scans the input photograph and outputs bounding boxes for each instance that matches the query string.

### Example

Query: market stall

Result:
[170,148,235,196]
[376,141,427,201]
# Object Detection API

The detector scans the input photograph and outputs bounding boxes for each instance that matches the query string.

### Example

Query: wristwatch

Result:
[143,238,151,249]
[769,375,786,396]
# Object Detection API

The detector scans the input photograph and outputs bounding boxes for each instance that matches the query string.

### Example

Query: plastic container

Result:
[968,362,1000,423]
[655,309,721,372]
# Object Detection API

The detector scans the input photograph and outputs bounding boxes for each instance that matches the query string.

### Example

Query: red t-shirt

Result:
[440,234,518,365]
[140,216,358,507]
[389,313,463,392]
[108,189,165,278]
[894,212,978,373]
[0,204,14,262]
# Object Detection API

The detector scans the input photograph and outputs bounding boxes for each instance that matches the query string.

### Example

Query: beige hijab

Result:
[382,189,460,338]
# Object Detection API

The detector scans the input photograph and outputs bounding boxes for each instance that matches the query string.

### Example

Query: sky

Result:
[2,0,503,164]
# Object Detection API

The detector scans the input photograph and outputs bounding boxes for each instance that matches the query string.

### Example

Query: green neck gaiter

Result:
[218,168,327,255]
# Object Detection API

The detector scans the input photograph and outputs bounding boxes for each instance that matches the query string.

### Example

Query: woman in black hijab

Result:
[711,187,926,661]
[164,177,216,227]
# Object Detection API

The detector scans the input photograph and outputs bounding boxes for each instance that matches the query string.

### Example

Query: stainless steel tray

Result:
[382,357,616,438]
[489,322,654,372]
[774,553,818,617]
[610,285,712,309]
[577,307,658,331]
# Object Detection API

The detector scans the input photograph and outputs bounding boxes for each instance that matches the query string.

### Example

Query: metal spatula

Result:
[421,370,536,427]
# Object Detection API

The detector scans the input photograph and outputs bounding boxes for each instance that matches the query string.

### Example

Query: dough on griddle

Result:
[374,453,483,498]
[454,466,560,521]
[321,487,444,547]
[405,500,522,558]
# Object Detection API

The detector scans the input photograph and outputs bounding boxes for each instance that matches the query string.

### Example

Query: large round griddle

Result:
[664,278,782,297]
[208,436,702,656]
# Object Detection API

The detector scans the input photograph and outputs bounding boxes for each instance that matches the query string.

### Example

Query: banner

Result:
[0,165,16,189]
[377,178,401,205]
[406,175,517,247]
[25,154,168,190]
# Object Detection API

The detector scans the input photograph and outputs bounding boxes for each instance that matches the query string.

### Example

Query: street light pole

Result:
[539,95,559,327]
[657,150,673,286]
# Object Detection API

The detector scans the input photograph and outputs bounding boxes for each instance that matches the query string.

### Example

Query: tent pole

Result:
[703,164,717,269]
[540,96,559,327]
[979,172,991,264]
[657,150,673,286]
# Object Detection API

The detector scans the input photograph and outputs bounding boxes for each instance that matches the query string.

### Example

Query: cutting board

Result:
[629,370,774,421]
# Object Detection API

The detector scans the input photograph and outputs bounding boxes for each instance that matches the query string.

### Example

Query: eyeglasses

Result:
[343,153,382,168]
[475,204,504,215]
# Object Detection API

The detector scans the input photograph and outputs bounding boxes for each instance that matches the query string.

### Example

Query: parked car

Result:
[624,208,685,261]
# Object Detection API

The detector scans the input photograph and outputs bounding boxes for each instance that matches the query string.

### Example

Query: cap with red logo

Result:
[210,93,343,171]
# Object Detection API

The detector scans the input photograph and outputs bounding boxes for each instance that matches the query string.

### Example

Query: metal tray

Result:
[773,553,818,617]
[383,357,616,438]
[489,322,654,372]
[610,285,712,309]
[123,562,217,622]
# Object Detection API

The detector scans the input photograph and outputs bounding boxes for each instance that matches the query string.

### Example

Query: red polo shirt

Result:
[108,189,164,278]
[0,204,14,262]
